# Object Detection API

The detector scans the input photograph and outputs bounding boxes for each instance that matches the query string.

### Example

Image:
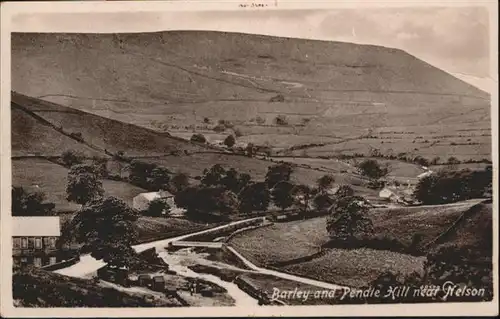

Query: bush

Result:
[143,198,170,217]
[61,150,84,167]
[269,94,285,103]
[190,133,207,143]
[274,114,288,126]
[213,124,226,133]
[224,135,236,148]
[356,159,389,179]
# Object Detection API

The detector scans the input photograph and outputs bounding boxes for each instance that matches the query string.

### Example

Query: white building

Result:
[133,190,174,212]
[12,216,61,267]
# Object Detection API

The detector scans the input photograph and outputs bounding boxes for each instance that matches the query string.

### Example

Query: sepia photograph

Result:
[0,0,498,317]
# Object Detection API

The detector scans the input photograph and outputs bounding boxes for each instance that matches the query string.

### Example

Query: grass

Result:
[12,158,147,212]
[229,200,483,265]
[228,199,488,286]
[135,217,213,243]
[282,248,426,288]
[368,199,482,248]
[12,158,81,212]
[13,266,182,307]
[58,213,212,244]
[229,217,329,265]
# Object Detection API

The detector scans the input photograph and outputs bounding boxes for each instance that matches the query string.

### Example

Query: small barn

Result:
[379,187,402,202]
[133,190,175,213]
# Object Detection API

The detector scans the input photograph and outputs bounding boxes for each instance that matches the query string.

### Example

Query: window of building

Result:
[20,257,28,263]
[35,237,42,249]
[28,237,35,249]
[49,257,57,265]
[34,257,42,268]
[13,238,21,248]
[49,237,56,249]
[21,238,28,249]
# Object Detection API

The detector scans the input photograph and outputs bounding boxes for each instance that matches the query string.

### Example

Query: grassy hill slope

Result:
[12,92,376,192]
[12,31,491,160]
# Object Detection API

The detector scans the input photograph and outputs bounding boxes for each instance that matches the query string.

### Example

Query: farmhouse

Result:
[417,170,434,179]
[133,190,177,213]
[12,216,61,267]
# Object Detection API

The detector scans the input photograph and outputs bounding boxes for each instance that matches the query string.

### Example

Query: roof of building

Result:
[135,190,173,201]
[12,216,61,237]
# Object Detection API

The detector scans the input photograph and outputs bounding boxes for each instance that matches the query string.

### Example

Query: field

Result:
[282,248,426,288]
[228,199,487,286]
[12,158,147,212]
[135,217,213,243]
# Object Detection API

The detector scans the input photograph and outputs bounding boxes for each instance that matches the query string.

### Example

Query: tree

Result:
[66,164,104,205]
[92,157,108,178]
[414,167,492,204]
[357,159,389,180]
[70,196,140,268]
[255,116,266,125]
[238,182,271,214]
[175,186,238,220]
[245,143,256,157]
[293,184,312,215]
[271,181,295,212]
[61,150,83,167]
[128,160,157,188]
[313,193,335,215]
[215,190,239,215]
[150,167,171,191]
[430,156,441,165]
[144,198,170,217]
[326,195,373,242]
[265,163,293,188]
[224,135,236,148]
[11,187,55,216]
[190,133,207,143]
[201,164,226,187]
[424,245,493,301]
[317,175,335,193]
[413,156,430,167]
[171,172,190,193]
[335,185,355,198]
[274,114,288,125]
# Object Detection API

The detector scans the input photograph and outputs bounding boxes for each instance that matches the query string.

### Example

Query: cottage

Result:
[12,216,61,267]
[417,170,434,179]
[133,190,175,213]
[378,187,403,203]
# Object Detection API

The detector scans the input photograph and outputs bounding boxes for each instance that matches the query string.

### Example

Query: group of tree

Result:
[174,164,252,221]
[127,159,189,193]
[64,163,158,270]
[414,166,492,205]
[174,162,339,221]
[66,164,105,205]
[356,159,389,180]
[11,186,55,216]
[325,185,374,244]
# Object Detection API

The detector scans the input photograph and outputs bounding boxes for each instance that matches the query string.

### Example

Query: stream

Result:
[158,248,259,306]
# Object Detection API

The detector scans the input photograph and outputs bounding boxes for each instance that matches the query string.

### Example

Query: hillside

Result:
[12,92,367,204]
[12,31,491,161]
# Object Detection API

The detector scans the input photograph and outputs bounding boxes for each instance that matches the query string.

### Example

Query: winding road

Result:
[54,216,345,304]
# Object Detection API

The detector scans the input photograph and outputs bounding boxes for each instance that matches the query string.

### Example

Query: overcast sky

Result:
[10,5,493,89]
